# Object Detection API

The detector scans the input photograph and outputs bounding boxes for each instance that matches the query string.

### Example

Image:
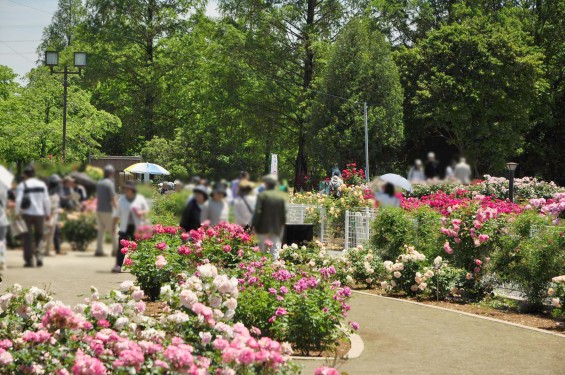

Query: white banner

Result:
[270,154,278,175]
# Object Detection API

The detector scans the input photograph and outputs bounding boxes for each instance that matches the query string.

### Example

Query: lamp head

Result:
[506,162,518,172]
[45,51,59,67]
[74,52,87,68]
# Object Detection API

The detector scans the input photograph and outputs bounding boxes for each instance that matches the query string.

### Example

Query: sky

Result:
[0,0,219,82]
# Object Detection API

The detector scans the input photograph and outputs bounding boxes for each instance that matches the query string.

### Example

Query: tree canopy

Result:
[0,0,562,184]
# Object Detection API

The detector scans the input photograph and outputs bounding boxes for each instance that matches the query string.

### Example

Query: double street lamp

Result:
[506,162,518,202]
[44,51,88,161]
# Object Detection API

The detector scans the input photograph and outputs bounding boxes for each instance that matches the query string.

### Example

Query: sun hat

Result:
[193,185,209,199]
[123,181,137,192]
[262,174,278,185]
[48,174,62,184]
[212,184,227,197]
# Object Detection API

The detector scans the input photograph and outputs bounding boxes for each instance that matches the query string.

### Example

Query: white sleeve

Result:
[15,183,23,215]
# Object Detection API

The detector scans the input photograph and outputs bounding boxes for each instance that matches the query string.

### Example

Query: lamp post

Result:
[506,162,518,202]
[45,51,87,161]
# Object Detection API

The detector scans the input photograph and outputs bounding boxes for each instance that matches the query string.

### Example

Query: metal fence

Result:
[344,208,378,250]
[286,204,327,243]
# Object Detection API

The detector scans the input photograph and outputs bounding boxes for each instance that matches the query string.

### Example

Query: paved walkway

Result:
[1,249,564,374]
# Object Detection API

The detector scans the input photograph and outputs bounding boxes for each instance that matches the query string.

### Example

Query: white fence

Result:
[286,204,327,243]
[344,208,378,250]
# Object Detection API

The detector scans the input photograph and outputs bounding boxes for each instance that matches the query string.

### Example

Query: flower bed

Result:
[0,282,300,374]
[121,223,356,356]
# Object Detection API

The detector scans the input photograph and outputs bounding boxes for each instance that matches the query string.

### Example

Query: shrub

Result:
[60,212,97,251]
[371,207,415,260]
[341,245,384,288]
[493,219,565,309]
[151,190,191,226]
[381,246,432,296]
[235,260,354,355]
[0,282,300,374]
[549,275,565,318]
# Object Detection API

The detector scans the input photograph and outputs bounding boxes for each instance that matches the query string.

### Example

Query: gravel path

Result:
[1,248,564,374]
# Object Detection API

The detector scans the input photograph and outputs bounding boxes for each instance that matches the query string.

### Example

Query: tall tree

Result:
[313,18,404,174]
[39,0,86,51]
[218,0,361,186]
[401,11,545,173]
[0,68,121,164]
[81,0,204,153]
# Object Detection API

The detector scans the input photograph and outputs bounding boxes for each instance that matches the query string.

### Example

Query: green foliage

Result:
[312,18,404,168]
[371,207,416,260]
[150,190,191,226]
[0,68,121,164]
[60,213,97,251]
[407,12,545,172]
[493,215,565,309]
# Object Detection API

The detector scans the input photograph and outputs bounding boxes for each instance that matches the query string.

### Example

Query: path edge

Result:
[291,333,364,361]
[352,290,565,339]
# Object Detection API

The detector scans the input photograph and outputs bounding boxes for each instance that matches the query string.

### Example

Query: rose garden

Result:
[1,169,564,374]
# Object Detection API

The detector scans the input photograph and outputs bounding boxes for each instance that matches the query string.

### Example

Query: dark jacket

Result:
[252,189,286,235]
[180,198,202,232]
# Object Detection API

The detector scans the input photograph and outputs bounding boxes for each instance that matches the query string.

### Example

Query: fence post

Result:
[364,207,370,242]
[345,210,350,250]
[319,206,325,244]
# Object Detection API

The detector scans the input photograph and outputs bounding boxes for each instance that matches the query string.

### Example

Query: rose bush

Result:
[234,258,355,355]
[121,223,355,356]
[0,282,300,374]
[549,275,565,318]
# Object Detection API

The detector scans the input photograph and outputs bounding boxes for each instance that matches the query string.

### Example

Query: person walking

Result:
[96,165,117,257]
[201,183,229,226]
[15,165,51,268]
[180,185,209,232]
[455,157,472,184]
[252,174,286,259]
[231,171,250,204]
[112,182,149,273]
[0,179,10,270]
[43,174,62,257]
[407,159,425,182]
[233,180,257,228]
[424,152,441,180]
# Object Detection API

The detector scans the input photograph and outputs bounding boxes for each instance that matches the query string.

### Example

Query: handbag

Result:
[10,218,28,236]
[21,182,31,210]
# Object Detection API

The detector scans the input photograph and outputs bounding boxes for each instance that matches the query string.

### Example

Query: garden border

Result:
[352,290,565,339]
[290,333,364,361]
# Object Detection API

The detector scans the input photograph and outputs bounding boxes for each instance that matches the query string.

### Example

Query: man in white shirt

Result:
[16,165,51,267]
[454,157,472,185]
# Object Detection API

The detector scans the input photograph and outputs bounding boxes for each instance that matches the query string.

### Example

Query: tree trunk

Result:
[294,0,316,188]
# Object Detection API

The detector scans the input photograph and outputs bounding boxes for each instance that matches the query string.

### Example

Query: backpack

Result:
[329,180,342,198]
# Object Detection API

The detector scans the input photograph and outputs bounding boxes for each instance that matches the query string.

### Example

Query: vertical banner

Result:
[270,154,278,176]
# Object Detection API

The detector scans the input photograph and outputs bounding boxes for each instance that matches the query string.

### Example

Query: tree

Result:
[218,0,361,185]
[0,65,18,100]
[80,0,205,154]
[312,18,404,174]
[39,0,86,51]
[404,11,545,173]
[0,68,121,164]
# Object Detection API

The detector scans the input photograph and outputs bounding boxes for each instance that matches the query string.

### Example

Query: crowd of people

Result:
[0,166,90,270]
[407,152,472,185]
[0,155,473,272]
[0,165,289,273]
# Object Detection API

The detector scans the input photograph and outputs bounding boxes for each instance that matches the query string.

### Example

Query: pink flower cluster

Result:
[315,366,340,375]
[528,193,565,223]
[213,323,291,369]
